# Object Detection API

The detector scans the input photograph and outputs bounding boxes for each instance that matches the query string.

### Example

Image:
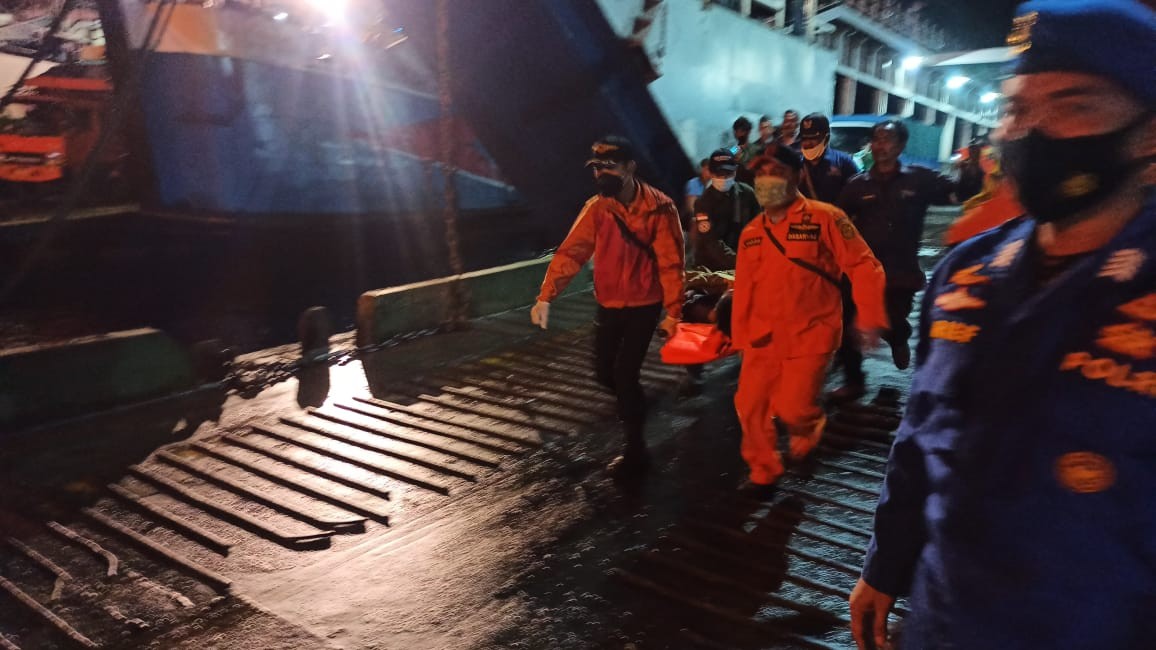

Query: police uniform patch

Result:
[1118,293,1156,321]
[930,320,981,343]
[1059,352,1156,399]
[835,217,856,240]
[787,223,820,241]
[1095,322,1156,360]
[934,288,988,312]
[1098,249,1146,283]
[949,264,991,286]
[991,239,1024,269]
[743,237,763,248]
[1055,451,1115,494]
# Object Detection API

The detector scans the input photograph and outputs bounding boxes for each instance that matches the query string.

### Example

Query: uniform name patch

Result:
[930,320,981,343]
[743,237,763,248]
[787,224,820,241]
[1059,352,1156,399]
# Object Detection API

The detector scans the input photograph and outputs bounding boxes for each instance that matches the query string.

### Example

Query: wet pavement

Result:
[0,211,956,649]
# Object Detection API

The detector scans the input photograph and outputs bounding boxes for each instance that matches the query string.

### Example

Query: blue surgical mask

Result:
[711,177,735,192]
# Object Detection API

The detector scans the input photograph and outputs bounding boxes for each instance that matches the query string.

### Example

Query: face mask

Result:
[595,173,625,198]
[802,142,827,161]
[1002,111,1155,224]
[711,177,735,192]
[754,176,791,207]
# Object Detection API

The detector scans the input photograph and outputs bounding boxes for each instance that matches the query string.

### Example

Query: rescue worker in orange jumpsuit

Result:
[532,135,685,477]
[731,147,887,496]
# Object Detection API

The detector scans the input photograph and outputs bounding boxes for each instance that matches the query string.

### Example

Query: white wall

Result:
[596,0,838,161]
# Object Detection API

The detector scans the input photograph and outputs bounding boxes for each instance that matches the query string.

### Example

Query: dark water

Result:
[0,208,557,352]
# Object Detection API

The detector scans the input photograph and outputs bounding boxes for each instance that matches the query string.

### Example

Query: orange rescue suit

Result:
[537,180,685,318]
[731,196,887,483]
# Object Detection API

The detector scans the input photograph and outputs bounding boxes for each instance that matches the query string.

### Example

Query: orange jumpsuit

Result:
[732,195,887,483]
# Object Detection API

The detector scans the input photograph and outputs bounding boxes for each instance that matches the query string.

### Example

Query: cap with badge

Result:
[708,148,738,174]
[585,135,636,168]
[799,113,831,139]
[1010,0,1156,108]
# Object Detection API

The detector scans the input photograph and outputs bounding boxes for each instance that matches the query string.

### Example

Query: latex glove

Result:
[658,315,679,338]
[849,578,896,650]
[530,300,550,330]
[857,327,884,351]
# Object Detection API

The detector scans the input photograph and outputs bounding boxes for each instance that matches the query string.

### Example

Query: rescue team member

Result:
[730,147,887,496]
[797,113,861,204]
[851,2,1156,648]
[832,121,957,402]
[681,148,762,396]
[531,136,684,477]
[691,148,762,271]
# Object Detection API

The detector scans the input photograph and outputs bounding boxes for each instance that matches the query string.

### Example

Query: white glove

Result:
[530,300,550,330]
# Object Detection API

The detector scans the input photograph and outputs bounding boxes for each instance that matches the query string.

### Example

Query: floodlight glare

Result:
[901,56,924,71]
[980,91,1001,104]
[946,75,970,90]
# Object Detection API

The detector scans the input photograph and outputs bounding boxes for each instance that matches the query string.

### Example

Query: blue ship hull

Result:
[138,52,520,218]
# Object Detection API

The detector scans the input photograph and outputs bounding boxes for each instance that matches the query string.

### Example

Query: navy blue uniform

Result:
[836,165,955,381]
[799,147,860,205]
[864,193,1156,648]
[837,165,955,289]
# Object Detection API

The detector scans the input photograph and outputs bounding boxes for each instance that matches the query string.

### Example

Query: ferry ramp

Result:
[0,281,920,649]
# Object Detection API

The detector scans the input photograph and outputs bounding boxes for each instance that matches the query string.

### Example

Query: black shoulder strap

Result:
[612,213,657,262]
[761,218,839,287]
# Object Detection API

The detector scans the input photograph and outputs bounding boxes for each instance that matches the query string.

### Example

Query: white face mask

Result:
[754,176,792,207]
[802,142,827,161]
[711,177,735,192]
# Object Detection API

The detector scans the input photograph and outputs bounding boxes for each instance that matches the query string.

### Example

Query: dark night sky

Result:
[919,1,1022,49]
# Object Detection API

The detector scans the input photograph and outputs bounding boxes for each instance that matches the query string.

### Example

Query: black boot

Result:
[608,422,650,479]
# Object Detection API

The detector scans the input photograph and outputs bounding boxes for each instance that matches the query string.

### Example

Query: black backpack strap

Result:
[762,219,839,287]
[612,213,657,261]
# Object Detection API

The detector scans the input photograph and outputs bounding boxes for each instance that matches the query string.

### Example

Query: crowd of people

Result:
[532,0,1156,647]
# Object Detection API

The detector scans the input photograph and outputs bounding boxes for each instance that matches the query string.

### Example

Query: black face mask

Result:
[1002,111,1155,224]
[596,173,625,198]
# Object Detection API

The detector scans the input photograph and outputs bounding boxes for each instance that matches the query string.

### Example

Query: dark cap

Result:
[585,135,635,167]
[1010,0,1156,108]
[708,148,738,174]
[751,145,804,173]
[799,113,830,139]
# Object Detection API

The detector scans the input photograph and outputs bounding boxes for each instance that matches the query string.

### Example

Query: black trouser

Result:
[594,303,663,450]
[837,283,917,384]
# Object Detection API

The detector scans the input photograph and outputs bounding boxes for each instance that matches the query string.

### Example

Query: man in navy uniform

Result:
[832,121,957,401]
[850,1,1156,648]
[797,113,861,205]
